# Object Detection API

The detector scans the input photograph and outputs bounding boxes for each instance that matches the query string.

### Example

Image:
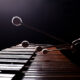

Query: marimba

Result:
[0,43,80,80]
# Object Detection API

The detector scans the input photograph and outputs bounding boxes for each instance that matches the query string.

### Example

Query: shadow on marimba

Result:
[61,49,80,66]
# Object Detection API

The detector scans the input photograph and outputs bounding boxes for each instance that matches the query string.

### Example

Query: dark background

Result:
[0,0,79,50]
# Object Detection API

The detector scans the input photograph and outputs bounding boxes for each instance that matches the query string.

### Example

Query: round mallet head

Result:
[11,16,23,26]
[21,40,29,48]
[71,38,80,53]
[42,49,48,54]
[35,46,43,52]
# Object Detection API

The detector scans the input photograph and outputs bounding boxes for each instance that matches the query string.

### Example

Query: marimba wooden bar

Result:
[22,47,80,80]
[0,44,80,80]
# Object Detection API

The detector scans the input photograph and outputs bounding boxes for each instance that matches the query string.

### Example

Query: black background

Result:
[0,0,79,50]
